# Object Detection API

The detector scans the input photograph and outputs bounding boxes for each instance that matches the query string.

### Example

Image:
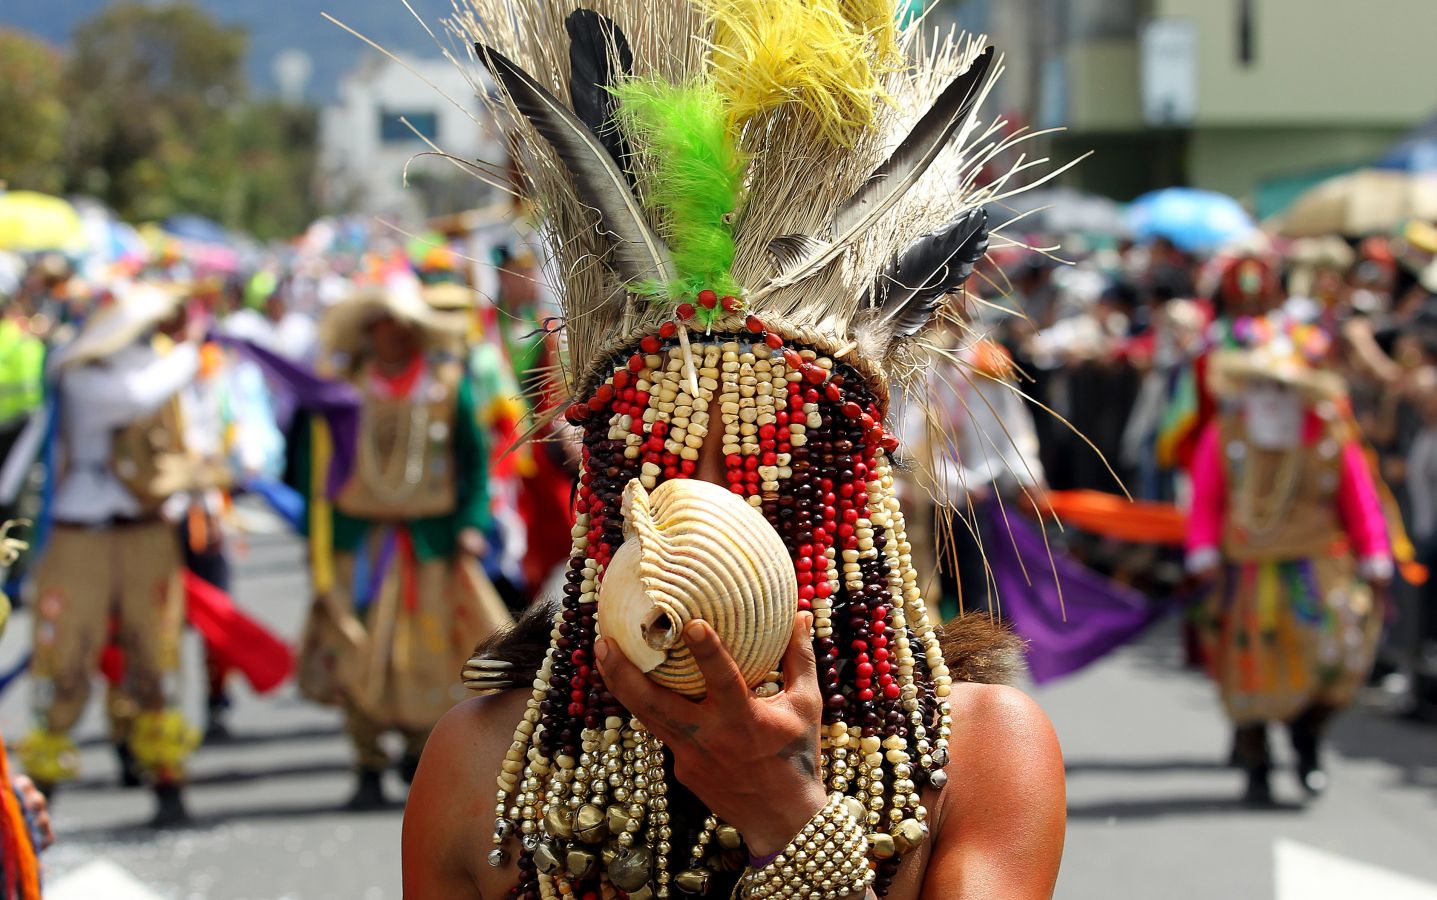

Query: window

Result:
[1237,0,1256,66]
[379,109,440,143]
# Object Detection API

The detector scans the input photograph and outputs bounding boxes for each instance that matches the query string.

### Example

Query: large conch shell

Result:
[597,478,798,699]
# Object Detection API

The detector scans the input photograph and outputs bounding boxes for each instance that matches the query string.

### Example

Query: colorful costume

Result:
[299,282,510,806]
[1186,335,1391,802]
[22,284,200,825]
[442,3,1035,896]
[0,525,41,900]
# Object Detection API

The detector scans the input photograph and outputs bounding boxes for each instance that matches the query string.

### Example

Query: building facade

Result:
[318,54,502,222]
[968,0,1437,210]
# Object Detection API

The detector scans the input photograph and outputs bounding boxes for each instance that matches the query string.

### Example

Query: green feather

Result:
[613,79,746,323]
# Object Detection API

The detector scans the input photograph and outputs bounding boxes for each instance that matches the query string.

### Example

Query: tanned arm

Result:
[403,694,528,900]
[921,684,1066,899]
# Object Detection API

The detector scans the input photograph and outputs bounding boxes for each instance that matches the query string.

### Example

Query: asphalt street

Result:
[0,518,1434,899]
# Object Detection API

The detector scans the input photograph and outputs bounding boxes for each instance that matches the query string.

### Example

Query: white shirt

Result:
[1407,426,1437,543]
[898,348,1045,503]
[52,341,201,524]
[222,309,316,362]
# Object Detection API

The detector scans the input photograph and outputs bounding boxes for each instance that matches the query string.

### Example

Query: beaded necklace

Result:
[487,324,953,899]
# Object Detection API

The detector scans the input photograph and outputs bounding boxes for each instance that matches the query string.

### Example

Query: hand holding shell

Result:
[597,478,798,699]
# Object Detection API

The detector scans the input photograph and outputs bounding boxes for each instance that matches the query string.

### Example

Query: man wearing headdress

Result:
[21,284,205,826]
[1186,329,1392,805]
[297,278,511,809]
[402,7,1065,897]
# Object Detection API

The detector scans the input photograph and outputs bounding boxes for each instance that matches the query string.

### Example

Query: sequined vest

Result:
[334,363,460,521]
[1218,412,1346,562]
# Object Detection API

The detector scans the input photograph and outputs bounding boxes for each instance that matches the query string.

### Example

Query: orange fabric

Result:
[1040,488,1428,585]
[198,341,225,378]
[1041,490,1189,545]
[187,505,208,554]
[0,737,41,900]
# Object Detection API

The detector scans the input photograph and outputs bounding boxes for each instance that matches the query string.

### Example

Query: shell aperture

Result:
[596,478,799,698]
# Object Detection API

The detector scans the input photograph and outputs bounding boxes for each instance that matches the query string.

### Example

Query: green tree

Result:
[61,1,319,239]
[63,2,247,219]
[0,30,69,194]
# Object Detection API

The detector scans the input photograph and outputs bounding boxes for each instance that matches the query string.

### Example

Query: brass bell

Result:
[841,797,867,824]
[574,804,610,844]
[674,868,712,895]
[715,825,743,851]
[867,832,896,861]
[533,841,564,875]
[626,887,656,900]
[602,843,624,867]
[607,846,654,893]
[544,806,576,840]
[891,819,929,855]
[607,804,634,836]
[566,847,600,880]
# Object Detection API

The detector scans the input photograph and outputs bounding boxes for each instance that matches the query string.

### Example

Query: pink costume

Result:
[1185,411,1390,724]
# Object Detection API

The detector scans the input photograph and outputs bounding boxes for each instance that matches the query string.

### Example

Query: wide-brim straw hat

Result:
[1393,220,1437,293]
[1208,344,1345,402]
[1285,235,1355,298]
[421,282,480,311]
[48,282,183,370]
[319,279,468,355]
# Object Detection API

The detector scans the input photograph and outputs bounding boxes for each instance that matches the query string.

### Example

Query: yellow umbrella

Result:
[1271,169,1437,238]
[0,191,85,252]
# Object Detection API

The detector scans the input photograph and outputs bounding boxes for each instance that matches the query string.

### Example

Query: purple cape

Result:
[981,501,1177,683]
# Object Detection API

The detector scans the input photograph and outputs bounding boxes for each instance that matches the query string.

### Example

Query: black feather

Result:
[758,47,995,296]
[475,42,675,287]
[864,207,989,338]
[834,48,994,234]
[565,9,634,177]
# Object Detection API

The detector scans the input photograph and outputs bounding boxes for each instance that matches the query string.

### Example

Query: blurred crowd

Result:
[960,224,1437,715]
[0,181,1433,846]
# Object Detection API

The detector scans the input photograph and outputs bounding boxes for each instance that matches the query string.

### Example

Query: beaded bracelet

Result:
[734,793,876,900]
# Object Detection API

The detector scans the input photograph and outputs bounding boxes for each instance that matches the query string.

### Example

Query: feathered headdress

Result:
[451,0,1021,409]
[437,3,1055,897]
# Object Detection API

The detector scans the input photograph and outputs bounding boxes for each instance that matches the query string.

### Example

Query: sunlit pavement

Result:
[1043,619,1437,899]
[3,514,1435,899]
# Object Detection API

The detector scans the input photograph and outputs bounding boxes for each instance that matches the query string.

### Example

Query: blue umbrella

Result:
[1375,112,1437,173]
[1126,188,1256,253]
[160,213,233,246]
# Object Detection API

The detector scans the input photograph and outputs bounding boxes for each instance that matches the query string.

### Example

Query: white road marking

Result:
[48,859,167,900]
[1275,838,1437,900]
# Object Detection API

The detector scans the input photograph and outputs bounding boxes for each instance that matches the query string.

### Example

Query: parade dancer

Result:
[21,284,203,826]
[1187,330,1392,804]
[171,332,286,740]
[403,4,1065,897]
[299,280,511,809]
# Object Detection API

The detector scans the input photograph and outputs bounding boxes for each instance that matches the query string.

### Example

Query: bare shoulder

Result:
[940,681,1064,815]
[403,691,531,900]
[949,681,1061,758]
[918,682,1065,900]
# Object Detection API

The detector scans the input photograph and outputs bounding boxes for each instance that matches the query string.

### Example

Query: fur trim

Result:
[938,613,1026,685]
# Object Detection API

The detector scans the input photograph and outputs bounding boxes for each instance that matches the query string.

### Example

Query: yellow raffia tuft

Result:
[700,0,898,144]
[840,0,901,62]
[129,710,200,779]
[18,729,79,785]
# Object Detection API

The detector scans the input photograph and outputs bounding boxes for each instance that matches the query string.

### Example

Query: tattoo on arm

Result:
[778,734,819,781]
[647,706,702,749]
